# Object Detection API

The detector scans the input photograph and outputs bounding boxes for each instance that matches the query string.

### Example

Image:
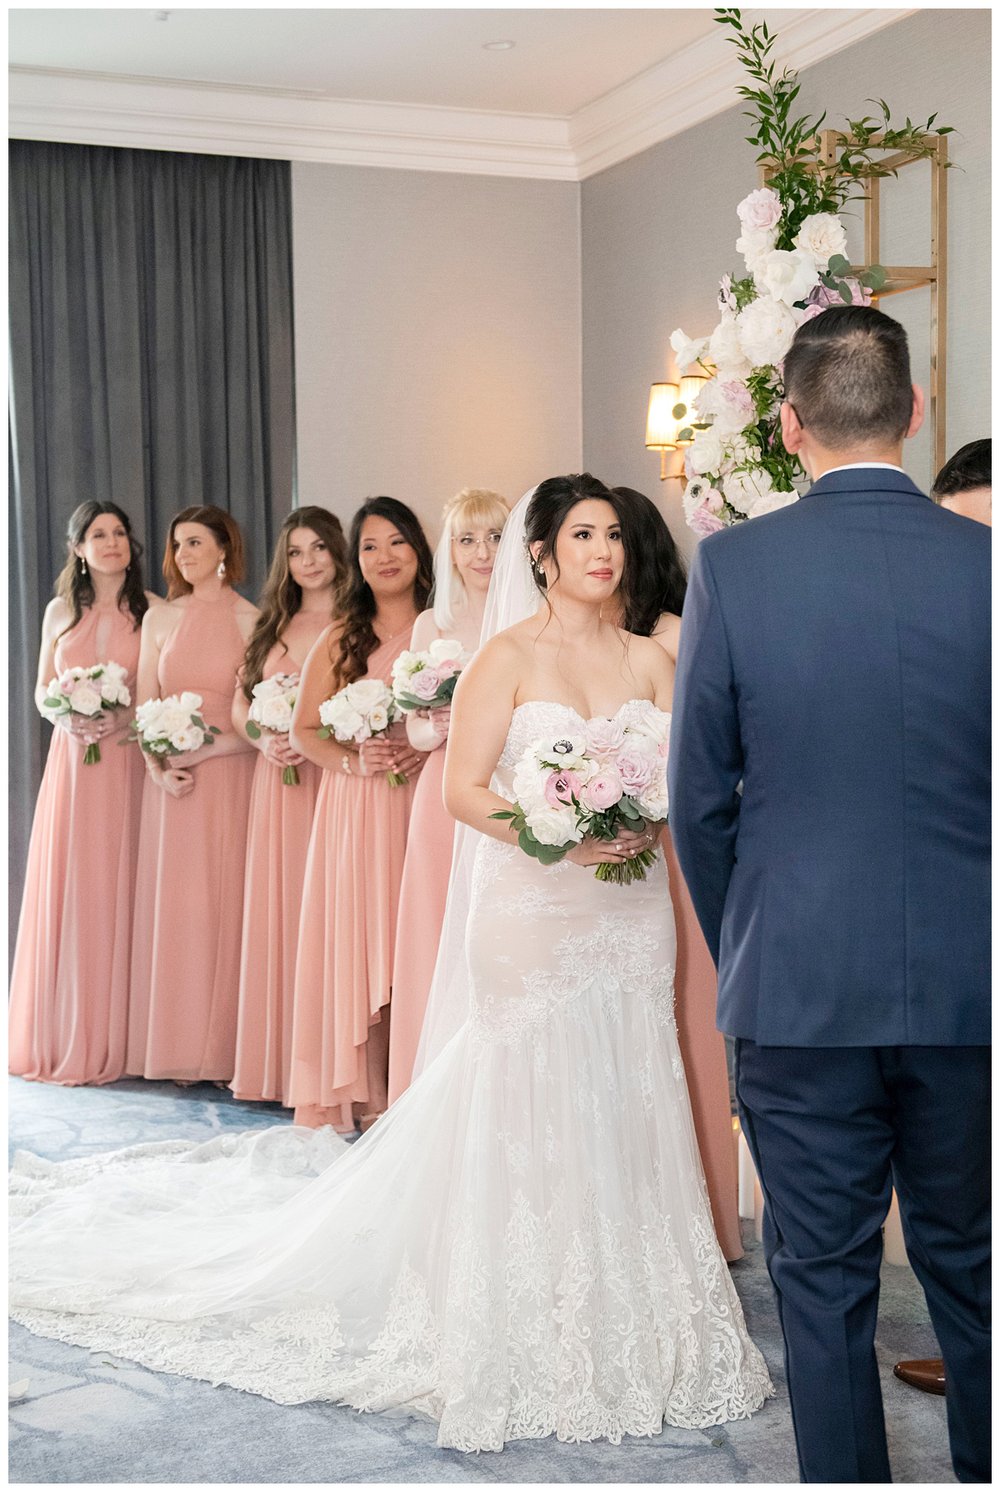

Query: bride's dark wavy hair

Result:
[609,487,687,635]
[329,497,433,688]
[525,473,644,621]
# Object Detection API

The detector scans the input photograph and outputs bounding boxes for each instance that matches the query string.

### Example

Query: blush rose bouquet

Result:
[391,638,471,713]
[244,672,301,785]
[490,711,671,885]
[43,661,131,765]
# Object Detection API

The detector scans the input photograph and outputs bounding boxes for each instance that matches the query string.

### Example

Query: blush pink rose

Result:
[689,506,727,539]
[544,769,583,807]
[58,673,76,693]
[411,668,442,701]
[585,718,627,758]
[582,767,623,813]
[736,187,782,233]
[616,749,655,797]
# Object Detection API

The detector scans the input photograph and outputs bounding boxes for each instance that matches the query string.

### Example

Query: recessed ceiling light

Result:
[482,40,515,51]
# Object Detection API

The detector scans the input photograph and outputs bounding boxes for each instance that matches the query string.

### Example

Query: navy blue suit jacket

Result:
[668,466,990,1047]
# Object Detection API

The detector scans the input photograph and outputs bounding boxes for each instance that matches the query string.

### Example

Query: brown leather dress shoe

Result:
[893,1357,946,1395]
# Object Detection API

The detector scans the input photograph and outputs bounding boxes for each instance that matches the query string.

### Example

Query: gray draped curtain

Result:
[9,140,295,954]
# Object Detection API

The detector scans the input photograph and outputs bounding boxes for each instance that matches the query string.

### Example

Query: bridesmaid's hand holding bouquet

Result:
[43,662,132,764]
[244,673,304,786]
[125,692,221,766]
[318,679,409,786]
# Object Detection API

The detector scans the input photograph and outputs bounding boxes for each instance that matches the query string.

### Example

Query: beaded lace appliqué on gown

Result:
[11,699,773,1451]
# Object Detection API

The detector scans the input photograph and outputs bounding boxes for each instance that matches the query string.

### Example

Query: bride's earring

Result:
[217,558,227,579]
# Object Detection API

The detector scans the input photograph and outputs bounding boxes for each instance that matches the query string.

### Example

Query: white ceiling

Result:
[9,8,716,116]
[8,8,914,180]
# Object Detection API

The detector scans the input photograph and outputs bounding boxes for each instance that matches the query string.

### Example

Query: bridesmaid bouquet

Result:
[244,673,301,786]
[391,639,470,712]
[317,679,407,786]
[43,661,131,765]
[124,692,220,762]
[491,715,670,885]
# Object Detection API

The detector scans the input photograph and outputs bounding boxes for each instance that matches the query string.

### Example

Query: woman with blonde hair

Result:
[127,506,258,1083]
[231,507,346,1105]
[386,487,509,1102]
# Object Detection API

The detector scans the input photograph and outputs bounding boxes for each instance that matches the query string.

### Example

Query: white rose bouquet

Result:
[43,661,132,765]
[490,712,671,885]
[391,638,471,713]
[244,672,301,786]
[125,691,220,762]
[317,678,406,786]
[670,9,951,536]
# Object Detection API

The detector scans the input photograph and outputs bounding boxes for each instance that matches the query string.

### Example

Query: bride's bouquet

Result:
[244,673,301,785]
[317,679,407,786]
[124,692,220,762]
[491,715,670,884]
[391,639,470,712]
[43,661,131,765]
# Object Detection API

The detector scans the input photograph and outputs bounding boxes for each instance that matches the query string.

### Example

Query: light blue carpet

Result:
[8,1076,952,1483]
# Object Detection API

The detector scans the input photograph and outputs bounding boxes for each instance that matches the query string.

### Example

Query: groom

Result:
[668,306,990,1483]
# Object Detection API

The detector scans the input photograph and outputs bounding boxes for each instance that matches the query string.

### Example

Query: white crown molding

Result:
[570,7,916,180]
[9,9,915,182]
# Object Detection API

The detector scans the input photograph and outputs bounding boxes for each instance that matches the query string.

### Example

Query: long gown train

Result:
[10,701,772,1453]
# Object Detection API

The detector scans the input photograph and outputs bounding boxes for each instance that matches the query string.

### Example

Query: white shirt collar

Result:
[820,462,906,476]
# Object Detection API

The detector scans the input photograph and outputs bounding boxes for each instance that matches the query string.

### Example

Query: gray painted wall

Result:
[581,9,991,560]
[292,163,581,543]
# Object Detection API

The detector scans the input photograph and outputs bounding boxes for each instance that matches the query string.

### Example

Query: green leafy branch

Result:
[714,9,953,246]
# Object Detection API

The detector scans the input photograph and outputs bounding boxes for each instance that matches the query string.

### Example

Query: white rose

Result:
[346,679,392,714]
[755,248,820,308]
[736,226,777,276]
[636,778,670,822]
[736,187,783,234]
[428,638,466,667]
[793,212,848,270]
[747,486,799,518]
[708,317,752,380]
[368,705,390,733]
[392,650,423,681]
[178,691,203,713]
[169,724,204,754]
[526,804,582,848]
[101,661,127,683]
[512,760,549,811]
[70,683,103,717]
[723,467,778,517]
[669,327,709,374]
[737,297,799,368]
[688,425,726,477]
[258,696,293,732]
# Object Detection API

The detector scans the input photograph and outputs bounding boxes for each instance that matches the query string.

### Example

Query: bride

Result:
[10,474,772,1454]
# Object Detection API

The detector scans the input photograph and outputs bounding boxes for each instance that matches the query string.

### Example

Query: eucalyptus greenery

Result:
[716,6,952,258]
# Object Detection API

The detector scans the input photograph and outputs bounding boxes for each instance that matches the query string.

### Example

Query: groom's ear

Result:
[780,401,803,455]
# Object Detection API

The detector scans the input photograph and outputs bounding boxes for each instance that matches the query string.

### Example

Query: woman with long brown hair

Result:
[126,505,259,1083]
[230,506,346,1105]
[10,502,161,1085]
[288,496,433,1131]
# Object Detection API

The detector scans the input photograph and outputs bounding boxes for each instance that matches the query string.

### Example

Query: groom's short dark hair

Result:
[783,305,914,450]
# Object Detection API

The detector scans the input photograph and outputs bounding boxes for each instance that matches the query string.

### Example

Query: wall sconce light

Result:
[645,374,708,480]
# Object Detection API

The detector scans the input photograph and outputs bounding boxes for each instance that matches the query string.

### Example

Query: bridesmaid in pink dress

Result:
[126,507,259,1083]
[230,507,346,1105]
[386,488,510,1104]
[289,497,434,1132]
[615,485,744,1262]
[10,503,162,1085]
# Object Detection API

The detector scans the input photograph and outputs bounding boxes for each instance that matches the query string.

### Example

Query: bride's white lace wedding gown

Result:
[10,700,772,1452]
